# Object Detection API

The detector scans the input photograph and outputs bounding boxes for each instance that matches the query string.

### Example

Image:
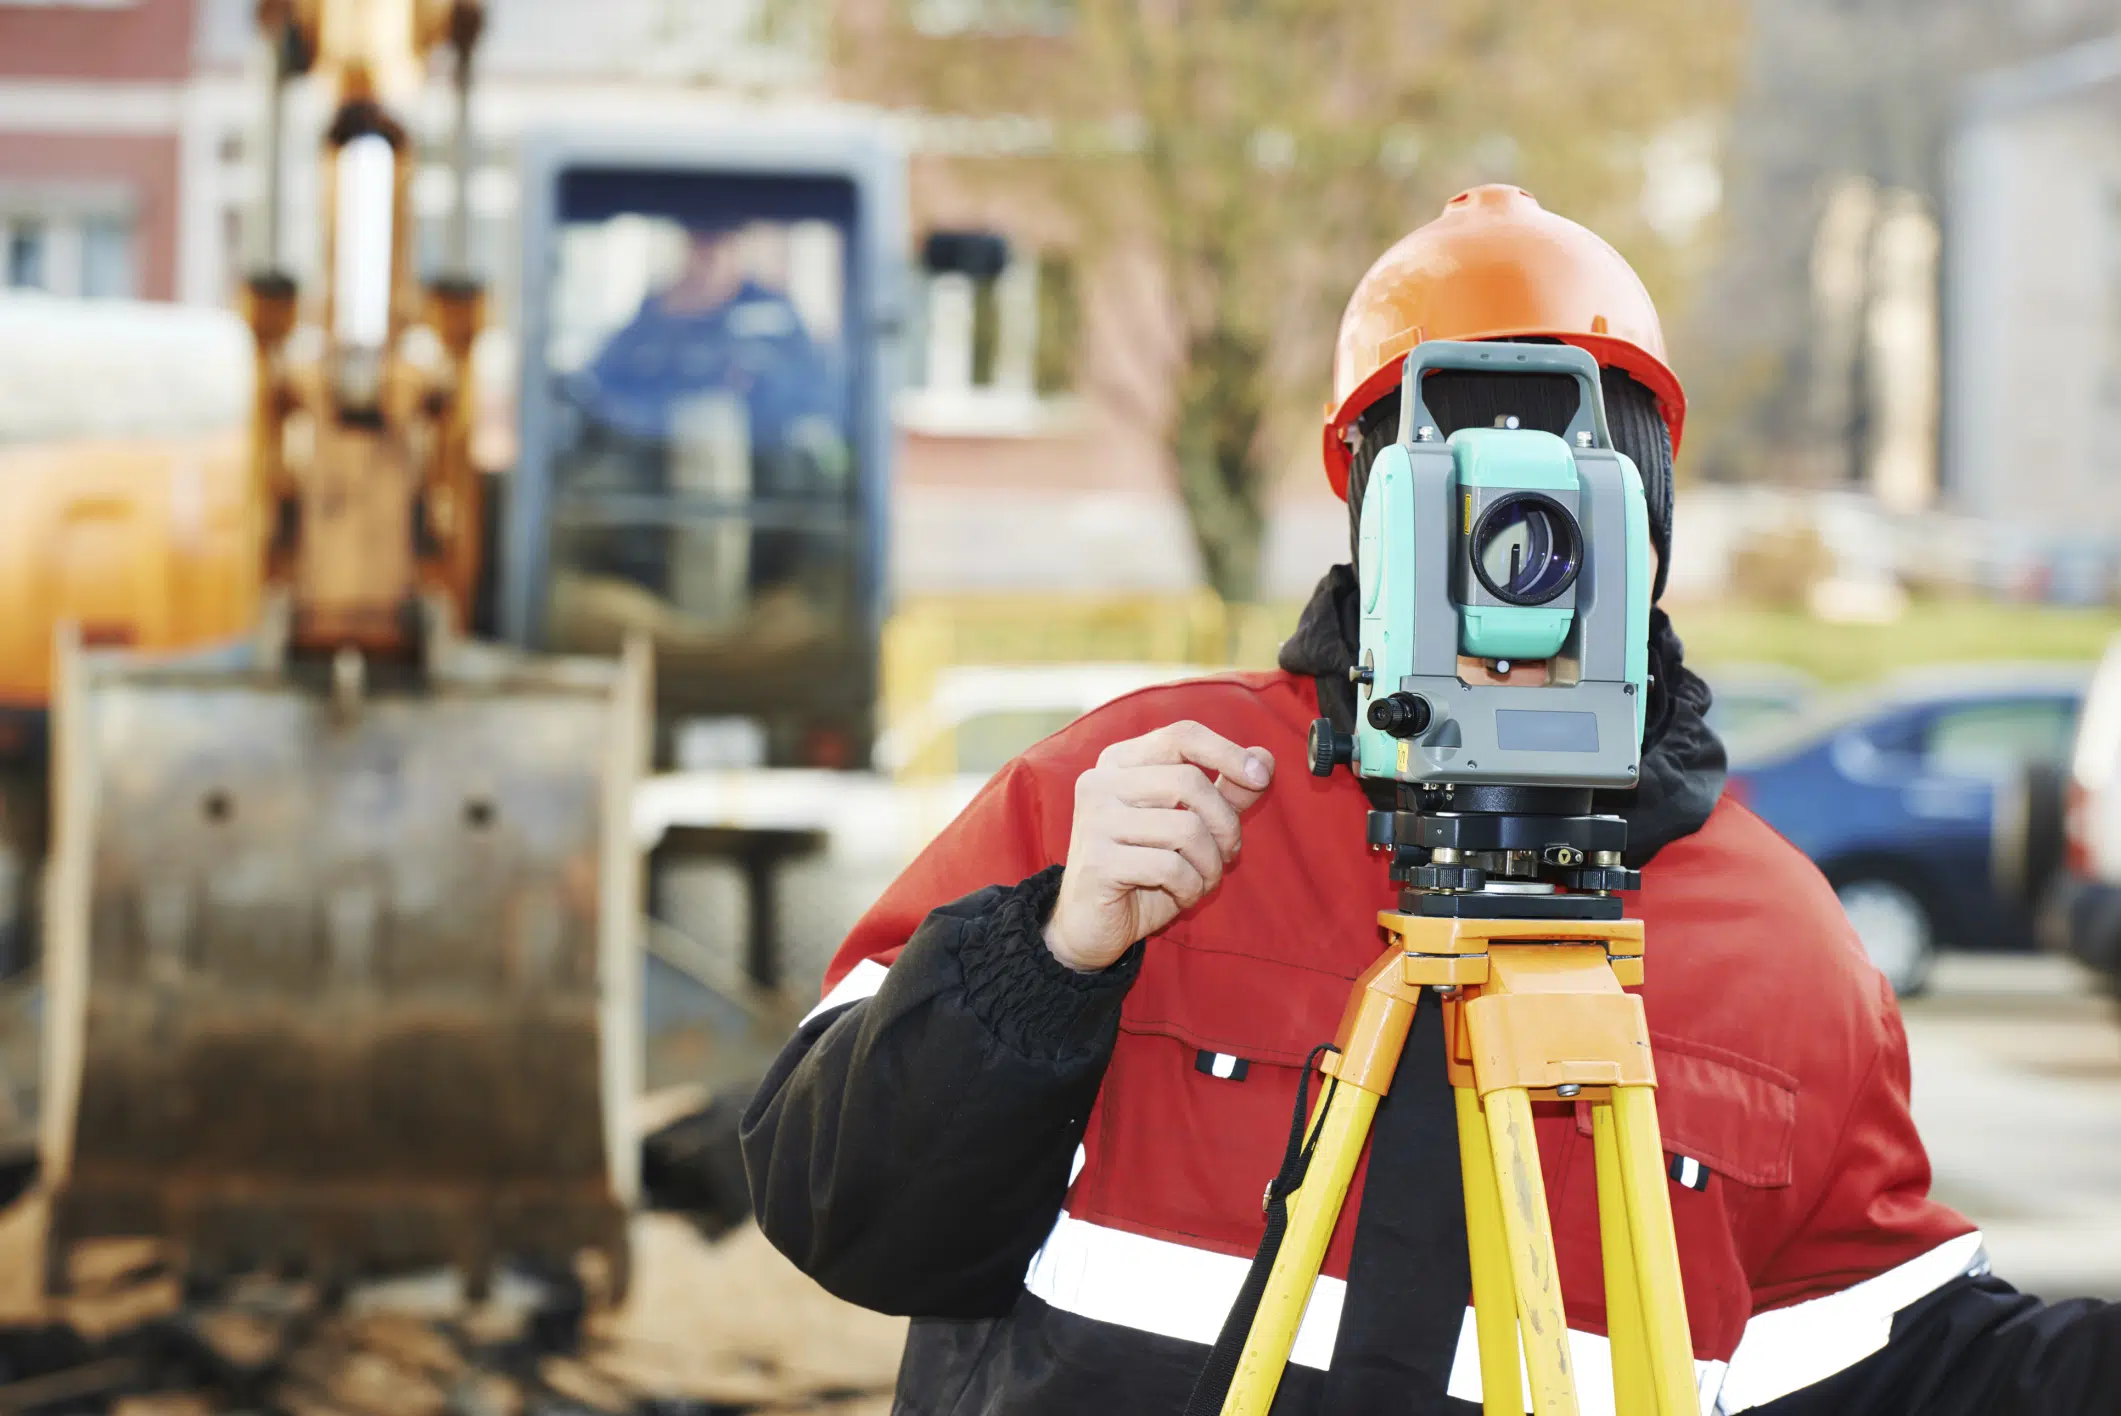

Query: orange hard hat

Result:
[1322,184,1685,498]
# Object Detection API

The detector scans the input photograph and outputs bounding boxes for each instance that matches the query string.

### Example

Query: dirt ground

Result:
[585,1215,906,1411]
[0,1191,906,1414]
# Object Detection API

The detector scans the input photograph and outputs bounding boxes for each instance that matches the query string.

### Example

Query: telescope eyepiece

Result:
[1367,692,1433,739]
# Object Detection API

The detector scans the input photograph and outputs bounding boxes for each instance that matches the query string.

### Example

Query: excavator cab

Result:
[508,127,905,773]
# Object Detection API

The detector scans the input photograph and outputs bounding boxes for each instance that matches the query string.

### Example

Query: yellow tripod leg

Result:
[1220,1082,1382,1416]
[1456,1086,1524,1416]
[1485,1086,1577,1416]
[1592,1102,1653,1416]
[1611,1086,1698,1415]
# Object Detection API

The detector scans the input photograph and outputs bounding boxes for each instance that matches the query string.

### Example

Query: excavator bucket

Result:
[38,623,649,1298]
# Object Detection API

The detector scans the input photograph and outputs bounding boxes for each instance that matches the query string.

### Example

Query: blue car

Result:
[1724,667,2084,996]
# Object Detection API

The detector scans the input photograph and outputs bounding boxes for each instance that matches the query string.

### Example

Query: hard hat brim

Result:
[1320,330,1686,500]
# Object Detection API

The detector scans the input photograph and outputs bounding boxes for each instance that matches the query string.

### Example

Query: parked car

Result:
[1726,665,2086,996]
[2034,636,2121,991]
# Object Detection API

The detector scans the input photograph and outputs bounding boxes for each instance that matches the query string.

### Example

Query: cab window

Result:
[540,173,860,660]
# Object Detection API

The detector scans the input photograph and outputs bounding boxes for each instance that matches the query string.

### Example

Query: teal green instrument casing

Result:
[1353,340,1651,791]
[1451,426,1582,662]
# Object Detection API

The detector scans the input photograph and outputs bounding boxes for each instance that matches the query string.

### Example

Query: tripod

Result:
[1213,783,1697,1416]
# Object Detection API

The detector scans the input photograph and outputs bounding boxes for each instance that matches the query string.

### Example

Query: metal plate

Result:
[41,629,648,1295]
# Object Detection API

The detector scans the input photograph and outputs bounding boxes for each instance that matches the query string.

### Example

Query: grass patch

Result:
[1670,598,2121,685]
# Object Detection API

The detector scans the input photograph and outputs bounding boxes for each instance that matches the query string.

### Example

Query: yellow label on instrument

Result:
[1462,491,1473,534]
[1397,740,1410,773]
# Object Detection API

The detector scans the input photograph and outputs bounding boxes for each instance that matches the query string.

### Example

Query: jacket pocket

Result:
[1119,927,1358,1067]
[1560,1031,1797,1360]
[1573,1032,1797,1189]
[1071,937,1357,1254]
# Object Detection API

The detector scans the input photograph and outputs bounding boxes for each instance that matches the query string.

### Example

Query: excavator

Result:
[35,0,649,1299]
[6,0,940,1303]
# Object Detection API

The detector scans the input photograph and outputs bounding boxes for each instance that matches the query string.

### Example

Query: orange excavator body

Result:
[0,300,260,719]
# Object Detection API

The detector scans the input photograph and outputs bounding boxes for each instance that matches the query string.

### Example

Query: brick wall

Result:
[0,131,180,298]
[0,0,199,82]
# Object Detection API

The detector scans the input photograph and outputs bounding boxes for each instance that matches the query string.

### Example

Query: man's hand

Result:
[1044,721,1276,972]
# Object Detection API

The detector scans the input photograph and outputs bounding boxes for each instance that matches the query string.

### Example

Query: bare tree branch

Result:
[815,0,1740,598]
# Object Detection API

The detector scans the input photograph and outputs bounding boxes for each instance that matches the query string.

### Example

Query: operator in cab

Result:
[740,186,2120,1414]
[572,218,846,471]
[561,219,849,616]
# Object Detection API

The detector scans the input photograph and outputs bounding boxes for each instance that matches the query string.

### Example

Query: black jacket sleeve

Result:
[1761,1272,2121,1416]
[740,865,1140,1318]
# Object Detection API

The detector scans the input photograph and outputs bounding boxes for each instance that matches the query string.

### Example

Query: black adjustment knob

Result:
[1385,846,1432,882]
[1366,692,1433,738]
[1308,717,1354,778]
[1405,863,1486,892]
[1561,866,1642,893]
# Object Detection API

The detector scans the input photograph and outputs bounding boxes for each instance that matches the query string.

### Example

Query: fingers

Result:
[1097,720,1254,779]
[1212,747,1275,813]
[1103,842,1210,910]
[1102,764,1243,856]
[1051,721,1278,967]
[1107,807,1227,890]
[1096,720,1276,810]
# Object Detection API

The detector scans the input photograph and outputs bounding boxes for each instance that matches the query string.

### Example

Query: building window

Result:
[1034,254,1077,397]
[4,220,46,290]
[0,210,135,298]
[903,247,1080,436]
[80,214,135,299]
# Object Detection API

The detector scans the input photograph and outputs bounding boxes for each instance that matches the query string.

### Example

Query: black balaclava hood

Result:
[1279,365,1725,866]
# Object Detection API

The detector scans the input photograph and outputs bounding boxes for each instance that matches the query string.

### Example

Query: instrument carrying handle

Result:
[1396,338,1613,451]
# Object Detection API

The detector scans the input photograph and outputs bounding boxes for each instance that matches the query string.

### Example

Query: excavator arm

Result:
[38,0,648,1301]
[248,0,486,654]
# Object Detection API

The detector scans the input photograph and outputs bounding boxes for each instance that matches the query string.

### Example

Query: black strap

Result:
[1321,994,1469,1414]
[1183,1042,1342,1416]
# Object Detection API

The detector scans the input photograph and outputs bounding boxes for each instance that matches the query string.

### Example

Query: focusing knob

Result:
[1366,692,1433,739]
[1308,718,1354,778]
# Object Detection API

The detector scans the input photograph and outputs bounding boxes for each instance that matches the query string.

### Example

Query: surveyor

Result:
[740,185,2118,1414]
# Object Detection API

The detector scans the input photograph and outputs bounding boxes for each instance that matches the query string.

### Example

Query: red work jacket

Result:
[812,669,1976,1412]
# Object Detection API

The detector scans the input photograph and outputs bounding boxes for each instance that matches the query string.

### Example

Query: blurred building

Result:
[2,0,1305,601]
[1947,33,2121,575]
[0,0,209,302]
